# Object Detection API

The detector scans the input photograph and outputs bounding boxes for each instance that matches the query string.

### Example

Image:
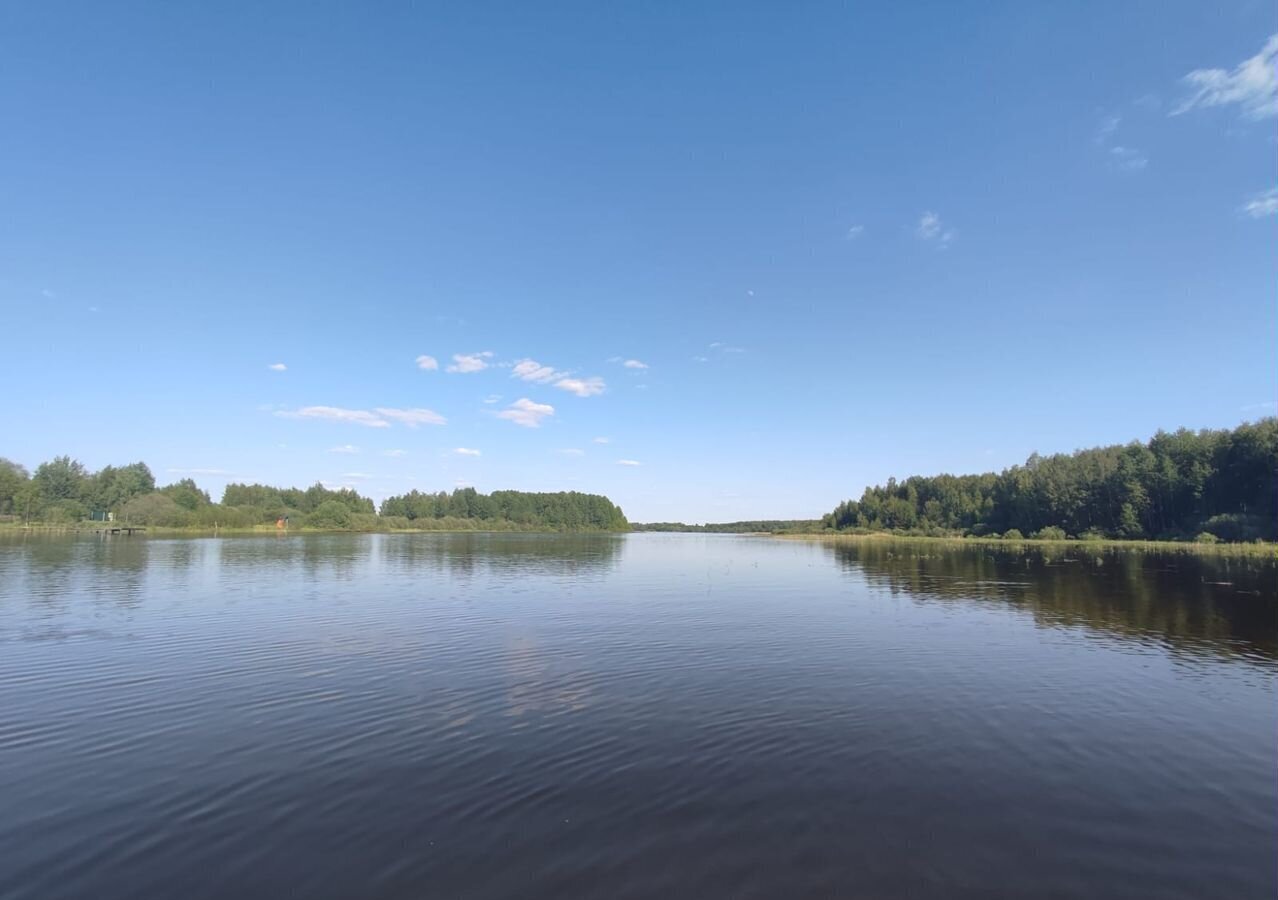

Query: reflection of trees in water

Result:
[0,534,152,613]
[377,533,624,581]
[823,540,1278,661]
[211,534,368,583]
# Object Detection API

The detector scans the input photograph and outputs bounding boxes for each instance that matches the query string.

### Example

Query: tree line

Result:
[379,488,628,531]
[823,419,1277,542]
[0,456,628,532]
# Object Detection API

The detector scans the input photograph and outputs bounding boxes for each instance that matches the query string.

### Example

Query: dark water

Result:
[1,534,1275,900]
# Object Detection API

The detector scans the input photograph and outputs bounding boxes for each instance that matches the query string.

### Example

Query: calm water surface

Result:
[1,533,1275,899]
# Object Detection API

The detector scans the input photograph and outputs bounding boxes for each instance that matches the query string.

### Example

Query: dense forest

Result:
[379,488,628,531]
[0,456,628,532]
[632,520,822,533]
[824,419,1277,542]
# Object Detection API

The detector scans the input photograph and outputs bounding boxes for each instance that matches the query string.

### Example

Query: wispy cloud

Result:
[845,224,865,240]
[341,472,373,480]
[446,351,493,373]
[41,288,56,299]
[1094,113,1121,145]
[916,211,956,246]
[373,407,447,427]
[1240,400,1278,413]
[328,445,360,454]
[616,459,642,467]
[166,467,232,476]
[278,406,445,428]
[279,406,391,428]
[268,362,287,371]
[592,437,610,444]
[454,447,481,456]
[622,359,648,370]
[1109,146,1148,171]
[382,449,408,457]
[554,376,606,397]
[415,354,439,371]
[512,359,565,383]
[692,355,709,363]
[483,394,502,404]
[1242,187,1278,218]
[496,398,555,428]
[1093,113,1148,174]
[1172,33,1278,121]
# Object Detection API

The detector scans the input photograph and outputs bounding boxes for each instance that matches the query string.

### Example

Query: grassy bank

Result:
[775,531,1277,558]
[0,521,628,537]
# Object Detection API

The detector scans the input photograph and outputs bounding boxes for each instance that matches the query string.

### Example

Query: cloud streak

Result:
[415,355,439,370]
[268,363,287,371]
[616,459,642,467]
[512,359,565,383]
[1173,33,1278,120]
[916,211,955,246]
[1242,187,1278,218]
[278,406,446,428]
[454,447,481,456]
[554,376,606,397]
[446,351,493,373]
[496,398,555,428]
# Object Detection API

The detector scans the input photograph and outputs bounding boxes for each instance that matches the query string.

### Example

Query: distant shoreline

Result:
[774,531,1276,557]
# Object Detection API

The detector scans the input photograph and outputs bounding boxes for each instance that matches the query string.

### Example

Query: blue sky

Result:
[2,2,1275,522]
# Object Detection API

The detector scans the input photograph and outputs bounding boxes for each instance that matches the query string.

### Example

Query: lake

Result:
[0,533,1274,899]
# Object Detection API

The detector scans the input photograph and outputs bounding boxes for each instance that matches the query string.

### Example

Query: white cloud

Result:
[557,448,585,456]
[1240,400,1278,413]
[554,376,606,397]
[512,359,564,382]
[622,359,648,370]
[454,447,482,456]
[280,406,392,428]
[446,351,493,373]
[1173,33,1278,121]
[592,437,610,444]
[415,355,439,371]
[268,363,287,371]
[373,407,447,427]
[328,444,360,454]
[483,394,502,404]
[166,467,232,476]
[496,398,555,428]
[1094,113,1121,145]
[382,449,408,457]
[278,405,445,428]
[916,211,955,245]
[1109,146,1148,171]
[1242,187,1278,218]
[692,355,709,362]
[341,472,373,479]
[616,459,642,467]
[916,211,941,239]
[845,224,865,240]
[1093,113,1147,174]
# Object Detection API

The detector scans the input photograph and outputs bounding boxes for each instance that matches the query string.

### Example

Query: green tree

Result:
[34,456,89,503]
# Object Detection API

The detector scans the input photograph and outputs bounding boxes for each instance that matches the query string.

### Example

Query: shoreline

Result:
[773,531,1276,557]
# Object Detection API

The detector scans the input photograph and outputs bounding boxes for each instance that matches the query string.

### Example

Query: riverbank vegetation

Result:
[0,457,628,532]
[823,419,1277,543]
